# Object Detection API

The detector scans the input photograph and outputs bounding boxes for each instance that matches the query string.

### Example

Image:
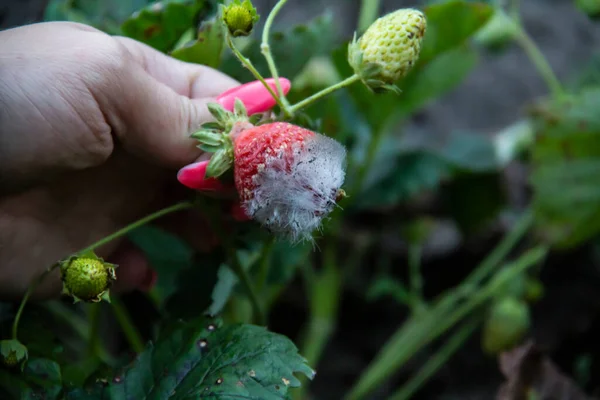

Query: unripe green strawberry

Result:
[348,8,427,93]
[482,297,530,355]
[1,339,28,370]
[222,0,259,37]
[60,252,116,303]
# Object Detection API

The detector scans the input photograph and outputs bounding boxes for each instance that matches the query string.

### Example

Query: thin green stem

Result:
[358,0,381,33]
[464,208,534,287]
[228,247,266,326]
[256,238,275,293]
[87,303,102,357]
[12,266,58,339]
[387,319,479,400]
[110,297,145,354]
[344,246,547,400]
[226,34,287,112]
[513,18,564,99]
[11,201,191,346]
[261,0,290,109]
[289,74,361,114]
[408,243,423,306]
[79,201,193,255]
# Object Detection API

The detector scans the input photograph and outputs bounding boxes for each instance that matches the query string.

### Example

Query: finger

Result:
[216,78,292,114]
[175,79,292,194]
[115,36,239,99]
[101,40,240,168]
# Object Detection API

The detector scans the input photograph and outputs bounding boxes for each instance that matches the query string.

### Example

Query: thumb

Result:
[104,38,240,168]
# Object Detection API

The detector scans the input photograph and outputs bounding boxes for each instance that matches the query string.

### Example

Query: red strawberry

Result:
[188,101,347,242]
[231,121,346,242]
[233,122,315,202]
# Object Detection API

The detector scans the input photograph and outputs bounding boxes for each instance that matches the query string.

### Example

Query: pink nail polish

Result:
[217,78,292,114]
[177,161,225,191]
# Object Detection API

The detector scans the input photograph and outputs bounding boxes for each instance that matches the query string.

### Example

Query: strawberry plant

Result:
[2,0,600,398]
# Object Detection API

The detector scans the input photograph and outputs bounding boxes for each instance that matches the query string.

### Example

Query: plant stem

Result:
[226,34,287,112]
[344,246,547,400]
[261,0,290,109]
[464,208,534,287]
[228,247,266,326]
[256,238,275,293]
[358,0,380,33]
[87,303,102,357]
[408,243,423,308]
[110,297,145,354]
[289,74,361,114]
[11,201,191,345]
[12,266,58,340]
[387,319,479,400]
[79,201,193,255]
[512,17,564,99]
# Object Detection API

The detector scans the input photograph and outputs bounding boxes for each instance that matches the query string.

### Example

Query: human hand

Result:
[0,21,290,299]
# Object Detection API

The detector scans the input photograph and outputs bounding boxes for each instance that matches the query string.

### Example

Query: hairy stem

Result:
[226,34,287,112]
[110,297,145,354]
[358,0,381,33]
[289,74,361,114]
[79,201,193,255]
[261,0,291,109]
[12,201,192,344]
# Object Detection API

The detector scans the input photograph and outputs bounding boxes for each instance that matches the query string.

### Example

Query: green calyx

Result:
[191,98,266,178]
[1,339,28,370]
[222,0,259,37]
[348,8,427,94]
[59,251,117,303]
[348,34,402,95]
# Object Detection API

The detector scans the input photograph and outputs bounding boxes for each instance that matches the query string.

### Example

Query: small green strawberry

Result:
[348,8,427,93]
[60,251,117,303]
[1,339,28,370]
[222,0,259,37]
[482,296,530,355]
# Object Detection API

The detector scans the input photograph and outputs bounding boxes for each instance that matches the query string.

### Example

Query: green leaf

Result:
[221,13,337,81]
[171,13,225,67]
[67,317,314,399]
[419,1,494,64]
[121,0,214,53]
[0,358,62,400]
[128,226,194,303]
[442,172,506,236]
[396,45,479,116]
[206,264,238,317]
[355,149,451,209]
[164,254,221,320]
[530,87,600,248]
[44,0,151,34]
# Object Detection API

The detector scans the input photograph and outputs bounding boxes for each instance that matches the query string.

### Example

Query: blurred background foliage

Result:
[1,0,600,399]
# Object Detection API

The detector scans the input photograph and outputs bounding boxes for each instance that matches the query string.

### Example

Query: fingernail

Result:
[177,161,225,191]
[138,268,157,292]
[217,78,292,114]
[231,202,251,221]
